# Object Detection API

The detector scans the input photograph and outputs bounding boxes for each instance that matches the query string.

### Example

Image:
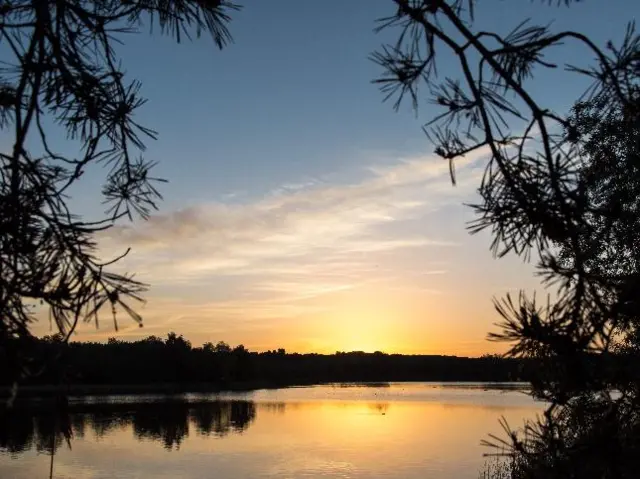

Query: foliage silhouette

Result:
[373,1,640,477]
[0,333,529,393]
[0,0,240,392]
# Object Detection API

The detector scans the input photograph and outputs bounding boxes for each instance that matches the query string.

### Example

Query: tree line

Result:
[0,333,530,392]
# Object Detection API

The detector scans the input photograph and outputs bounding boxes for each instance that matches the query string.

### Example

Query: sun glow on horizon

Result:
[28,148,537,359]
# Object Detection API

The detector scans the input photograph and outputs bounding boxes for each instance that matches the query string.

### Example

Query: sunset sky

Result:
[29,0,636,355]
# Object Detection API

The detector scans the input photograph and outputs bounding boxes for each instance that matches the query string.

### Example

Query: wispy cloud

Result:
[102,152,482,272]
[86,150,488,342]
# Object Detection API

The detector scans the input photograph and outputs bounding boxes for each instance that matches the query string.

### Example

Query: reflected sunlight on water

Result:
[0,383,543,479]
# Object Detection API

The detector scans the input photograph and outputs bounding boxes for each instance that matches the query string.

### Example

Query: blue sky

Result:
[20,0,640,354]
[69,0,635,211]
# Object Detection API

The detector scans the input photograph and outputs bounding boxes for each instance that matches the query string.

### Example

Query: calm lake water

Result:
[0,383,543,479]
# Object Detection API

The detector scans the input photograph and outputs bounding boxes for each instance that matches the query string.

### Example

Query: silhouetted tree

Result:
[166,332,192,350]
[214,341,232,353]
[372,1,639,477]
[0,1,240,389]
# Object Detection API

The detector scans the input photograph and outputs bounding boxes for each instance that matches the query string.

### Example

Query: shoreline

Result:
[0,380,289,399]
[0,380,527,400]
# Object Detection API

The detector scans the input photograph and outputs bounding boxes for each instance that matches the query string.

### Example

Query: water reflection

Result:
[0,410,71,456]
[0,399,257,453]
[0,384,544,479]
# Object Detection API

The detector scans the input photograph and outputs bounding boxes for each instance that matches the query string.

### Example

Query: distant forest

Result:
[1,333,533,394]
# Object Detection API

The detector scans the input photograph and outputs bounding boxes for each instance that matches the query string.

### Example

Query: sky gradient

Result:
[29,0,639,355]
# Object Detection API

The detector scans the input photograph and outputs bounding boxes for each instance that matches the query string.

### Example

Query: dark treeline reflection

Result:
[0,400,257,453]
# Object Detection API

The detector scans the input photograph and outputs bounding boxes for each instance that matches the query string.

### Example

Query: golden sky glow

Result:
[36,150,540,356]
[26,0,630,356]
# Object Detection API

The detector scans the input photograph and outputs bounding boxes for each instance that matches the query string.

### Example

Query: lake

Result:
[0,382,543,479]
